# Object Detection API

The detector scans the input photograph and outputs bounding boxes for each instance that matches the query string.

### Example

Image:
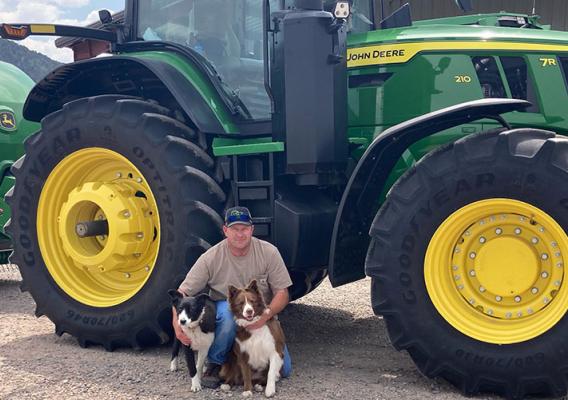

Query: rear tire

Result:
[367,129,568,398]
[6,95,225,349]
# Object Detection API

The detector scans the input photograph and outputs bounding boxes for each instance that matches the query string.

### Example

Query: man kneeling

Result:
[172,206,292,388]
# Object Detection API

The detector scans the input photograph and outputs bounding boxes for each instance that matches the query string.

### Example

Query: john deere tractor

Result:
[0,61,39,264]
[3,0,568,397]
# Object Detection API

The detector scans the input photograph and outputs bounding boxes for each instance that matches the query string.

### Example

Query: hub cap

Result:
[425,199,567,344]
[37,148,160,307]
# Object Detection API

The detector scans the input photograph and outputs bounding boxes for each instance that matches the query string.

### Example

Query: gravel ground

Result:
[0,264,526,400]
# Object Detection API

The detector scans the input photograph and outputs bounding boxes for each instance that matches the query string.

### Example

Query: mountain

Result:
[0,40,62,82]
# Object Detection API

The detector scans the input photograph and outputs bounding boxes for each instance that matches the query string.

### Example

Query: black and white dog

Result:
[168,290,216,392]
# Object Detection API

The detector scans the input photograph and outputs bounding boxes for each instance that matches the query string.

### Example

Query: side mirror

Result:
[454,0,473,12]
[334,1,350,19]
[99,9,113,25]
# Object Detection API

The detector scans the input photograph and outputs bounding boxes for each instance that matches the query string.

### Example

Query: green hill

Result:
[0,40,62,82]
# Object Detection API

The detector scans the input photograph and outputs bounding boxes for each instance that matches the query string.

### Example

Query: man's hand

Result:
[172,307,191,346]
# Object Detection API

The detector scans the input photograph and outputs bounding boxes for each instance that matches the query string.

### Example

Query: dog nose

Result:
[180,319,187,325]
[245,310,253,316]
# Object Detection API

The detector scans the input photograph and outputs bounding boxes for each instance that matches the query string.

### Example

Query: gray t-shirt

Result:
[178,237,293,303]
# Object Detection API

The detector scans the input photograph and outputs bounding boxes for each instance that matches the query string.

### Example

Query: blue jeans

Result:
[208,300,292,378]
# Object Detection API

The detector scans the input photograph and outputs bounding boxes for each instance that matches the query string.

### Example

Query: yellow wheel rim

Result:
[425,199,568,344]
[37,148,160,307]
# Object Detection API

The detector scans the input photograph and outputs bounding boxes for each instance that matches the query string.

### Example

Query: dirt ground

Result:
[0,265,521,400]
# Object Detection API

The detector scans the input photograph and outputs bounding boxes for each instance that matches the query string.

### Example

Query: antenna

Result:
[532,0,536,15]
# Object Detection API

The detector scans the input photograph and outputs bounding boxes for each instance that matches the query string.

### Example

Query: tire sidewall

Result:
[376,133,568,379]
[14,103,189,338]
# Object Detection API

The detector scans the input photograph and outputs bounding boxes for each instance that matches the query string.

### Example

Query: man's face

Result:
[223,223,254,250]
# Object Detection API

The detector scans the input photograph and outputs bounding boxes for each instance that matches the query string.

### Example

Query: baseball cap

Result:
[224,206,253,227]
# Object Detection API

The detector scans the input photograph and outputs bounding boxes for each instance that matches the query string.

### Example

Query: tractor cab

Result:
[131,0,375,120]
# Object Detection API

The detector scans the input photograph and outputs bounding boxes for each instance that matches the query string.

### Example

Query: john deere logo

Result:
[0,111,16,132]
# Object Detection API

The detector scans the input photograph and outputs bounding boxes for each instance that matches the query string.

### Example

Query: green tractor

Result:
[3,0,568,397]
[0,61,39,264]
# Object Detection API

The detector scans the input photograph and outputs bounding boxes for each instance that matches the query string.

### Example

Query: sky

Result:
[0,0,124,63]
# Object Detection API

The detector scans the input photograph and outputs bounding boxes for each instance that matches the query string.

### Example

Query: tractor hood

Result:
[348,22,568,49]
[413,12,547,29]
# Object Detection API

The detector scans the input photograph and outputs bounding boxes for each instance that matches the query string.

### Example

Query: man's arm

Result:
[246,288,289,330]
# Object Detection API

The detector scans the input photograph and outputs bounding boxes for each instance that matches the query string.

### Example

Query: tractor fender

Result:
[328,98,530,287]
[23,56,226,134]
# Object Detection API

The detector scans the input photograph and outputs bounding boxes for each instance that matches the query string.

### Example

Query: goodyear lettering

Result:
[396,173,496,306]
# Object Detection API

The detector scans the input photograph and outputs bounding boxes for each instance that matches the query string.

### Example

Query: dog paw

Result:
[242,390,253,397]
[169,359,178,372]
[254,384,263,392]
[265,384,275,398]
[220,384,231,392]
[191,377,202,392]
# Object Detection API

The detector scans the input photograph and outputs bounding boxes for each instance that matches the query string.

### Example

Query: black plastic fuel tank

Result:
[270,1,348,177]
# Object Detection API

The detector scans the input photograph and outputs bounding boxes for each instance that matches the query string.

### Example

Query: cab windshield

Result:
[137,0,375,120]
[138,0,271,120]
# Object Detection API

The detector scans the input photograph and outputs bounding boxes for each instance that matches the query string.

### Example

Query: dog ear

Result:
[196,293,211,304]
[228,285,239,299]
[247,279,259,293]
[168,289,183,306]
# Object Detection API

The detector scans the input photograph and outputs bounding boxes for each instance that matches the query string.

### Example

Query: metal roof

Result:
[54,10,124,48]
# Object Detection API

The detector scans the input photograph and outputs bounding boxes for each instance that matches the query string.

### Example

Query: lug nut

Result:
[531,287,538,294]
[136,177,143,183]
[514,228,521,235]
[125,273,131,278]
[505,312,512,318]
[469,252,476,259]
[495,228,503,235]
[531,237,538,244]
[469,269,476,276]
[479,236,486,243]
[541,271,549,278]
[541,253,549,260]
[123,211,131,218]
[479,286,486,293]
[116,172,122,178]
[495,295,502,302]
[514,296,521,303]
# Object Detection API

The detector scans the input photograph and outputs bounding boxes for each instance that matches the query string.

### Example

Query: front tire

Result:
[6,96,225,349]
[367,129,568,398]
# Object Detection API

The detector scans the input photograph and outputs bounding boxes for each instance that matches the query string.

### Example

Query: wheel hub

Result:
[425,199,568,344]
[58,181,154,273]
[37,148,161,307]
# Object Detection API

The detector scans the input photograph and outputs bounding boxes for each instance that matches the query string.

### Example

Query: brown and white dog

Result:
[220,280,286,398]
